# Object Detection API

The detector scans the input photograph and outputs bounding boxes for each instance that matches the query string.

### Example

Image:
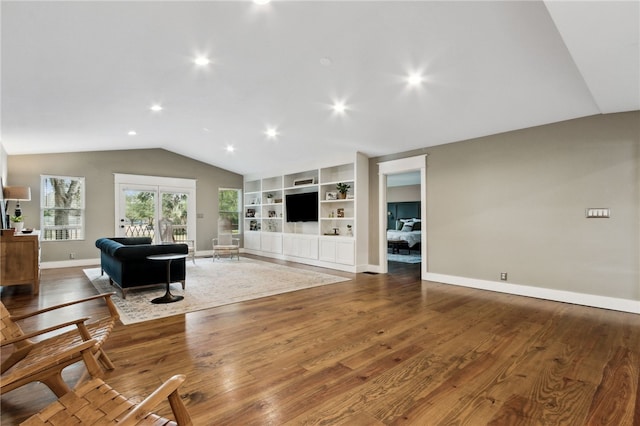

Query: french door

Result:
[114,174,196,244]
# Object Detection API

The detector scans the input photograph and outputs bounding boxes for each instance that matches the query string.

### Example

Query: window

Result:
[218,188,241,234]
[41,175,85,241]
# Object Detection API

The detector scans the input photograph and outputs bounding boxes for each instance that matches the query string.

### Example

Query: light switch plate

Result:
[586,208,610,218]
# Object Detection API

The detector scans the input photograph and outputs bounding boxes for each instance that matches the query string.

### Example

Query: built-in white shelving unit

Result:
[242,153,369,272]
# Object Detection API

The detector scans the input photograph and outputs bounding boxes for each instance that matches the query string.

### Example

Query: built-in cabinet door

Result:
[335,240,355,265]
[261,233,283,254]
[319,239,335,262]
[298,236,318,259]
[244,232,261,250]
[283,235,318,260]
[319,238,354,265]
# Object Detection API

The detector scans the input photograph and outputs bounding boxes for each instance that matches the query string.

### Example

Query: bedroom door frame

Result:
[378,155,427,279]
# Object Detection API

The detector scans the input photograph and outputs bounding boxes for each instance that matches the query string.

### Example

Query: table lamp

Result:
[3,186,31,217]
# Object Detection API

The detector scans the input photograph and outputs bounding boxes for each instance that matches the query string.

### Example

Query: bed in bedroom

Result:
[387,218,421,254]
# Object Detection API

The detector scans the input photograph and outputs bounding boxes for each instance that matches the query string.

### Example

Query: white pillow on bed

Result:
[401,223,413,232]
[396,219,411,230]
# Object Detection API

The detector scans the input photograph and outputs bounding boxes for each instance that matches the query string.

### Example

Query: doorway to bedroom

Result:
[378,155,427,279]
[387,195,422,265]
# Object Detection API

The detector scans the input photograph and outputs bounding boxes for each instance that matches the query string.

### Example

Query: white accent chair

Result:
[158,218,196,264]
[212,233,240,261]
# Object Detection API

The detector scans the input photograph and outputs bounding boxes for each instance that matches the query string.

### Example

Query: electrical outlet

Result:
[500,272,507,281]
[70,253,76,259]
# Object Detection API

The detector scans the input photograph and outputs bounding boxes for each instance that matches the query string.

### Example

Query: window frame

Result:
[40,175,86,241]
[218,188,242,235]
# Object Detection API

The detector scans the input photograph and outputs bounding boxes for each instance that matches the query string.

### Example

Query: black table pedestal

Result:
[146,254,187,304]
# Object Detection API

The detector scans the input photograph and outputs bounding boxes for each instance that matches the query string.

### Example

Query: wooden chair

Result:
[1,293,119,397]
[159,218,196,264]
[20,374,192,426]
[212,233,240,261]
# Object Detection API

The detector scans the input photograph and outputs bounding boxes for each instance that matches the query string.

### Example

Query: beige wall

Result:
[387,184,420,202]
[369,111,639,301]
[6,149,242,262]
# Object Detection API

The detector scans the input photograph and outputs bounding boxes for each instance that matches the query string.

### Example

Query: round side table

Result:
[146,253,188,304]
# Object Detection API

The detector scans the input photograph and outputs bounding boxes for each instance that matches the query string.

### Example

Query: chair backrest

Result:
[217,233,234,245]
[1,302,24,343]
[158,218,174,243]
[1,302,32,353]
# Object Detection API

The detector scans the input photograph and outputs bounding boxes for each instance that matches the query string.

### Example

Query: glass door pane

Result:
[160,191,190,242]
[119,188,157,238]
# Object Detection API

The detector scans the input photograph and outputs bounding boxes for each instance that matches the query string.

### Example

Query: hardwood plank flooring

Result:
[1,256,638,425]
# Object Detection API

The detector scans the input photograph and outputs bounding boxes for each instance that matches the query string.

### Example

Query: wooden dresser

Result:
[0,229,40,295]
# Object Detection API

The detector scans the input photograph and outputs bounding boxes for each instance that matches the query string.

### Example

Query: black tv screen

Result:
[285,192,318,222]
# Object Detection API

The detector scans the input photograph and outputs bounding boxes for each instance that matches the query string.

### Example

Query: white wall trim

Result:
[42,257,638,314]
[42,258,101,269]
[113,173,197,189]
[424,272,640,314]
[366,263,386,274]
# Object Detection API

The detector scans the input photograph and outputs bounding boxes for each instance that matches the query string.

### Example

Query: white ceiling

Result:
[2,1,638,178]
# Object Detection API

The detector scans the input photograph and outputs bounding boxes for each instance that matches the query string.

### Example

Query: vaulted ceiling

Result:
[2,1,638,178]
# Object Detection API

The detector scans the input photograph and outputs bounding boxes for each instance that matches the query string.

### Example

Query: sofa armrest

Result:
[96,238,125,257]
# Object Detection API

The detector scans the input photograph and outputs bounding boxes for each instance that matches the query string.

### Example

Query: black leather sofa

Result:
[95,237,188,298]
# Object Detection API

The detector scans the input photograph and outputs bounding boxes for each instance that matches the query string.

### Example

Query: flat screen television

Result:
[285,192,318,222]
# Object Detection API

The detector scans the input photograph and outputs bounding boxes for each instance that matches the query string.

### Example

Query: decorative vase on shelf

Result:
[11,221,24,233]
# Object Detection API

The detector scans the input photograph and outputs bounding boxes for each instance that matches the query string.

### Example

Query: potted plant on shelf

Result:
[10,215,24,233]
[336,183,350,199]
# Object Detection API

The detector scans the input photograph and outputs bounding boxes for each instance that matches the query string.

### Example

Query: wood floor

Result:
[2,256,639,425]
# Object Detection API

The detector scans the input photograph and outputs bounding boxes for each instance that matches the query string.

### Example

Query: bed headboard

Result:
[387,201,420,229]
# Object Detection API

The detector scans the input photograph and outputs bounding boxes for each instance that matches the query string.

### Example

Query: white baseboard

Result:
[41,258,101,269]
[424,272,640,315]
[366,264,385,274]
[40,256,639,315]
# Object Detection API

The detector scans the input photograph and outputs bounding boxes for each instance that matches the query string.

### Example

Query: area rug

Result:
[388,253,421,264]
[83,257,350,325]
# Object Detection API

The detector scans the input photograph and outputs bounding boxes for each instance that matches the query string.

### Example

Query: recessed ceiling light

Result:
[332,101,347,114]
[127,130,137,136]
[253,0,271,4]
[265,127,278,139]
[320,57,332,67]
[407,73,424,86]
[150,104,163,112]
[194,56,210,66]
[225,144,235,153]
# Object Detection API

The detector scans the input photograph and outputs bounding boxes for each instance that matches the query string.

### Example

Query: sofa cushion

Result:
[110,237,152,245]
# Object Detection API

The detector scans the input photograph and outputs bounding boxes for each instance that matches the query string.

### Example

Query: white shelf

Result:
[243,154,368,272]
[320,199,354,204]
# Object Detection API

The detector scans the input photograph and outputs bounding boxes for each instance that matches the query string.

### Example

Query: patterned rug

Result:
[84,257,350,325]
[387,253,422,264]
